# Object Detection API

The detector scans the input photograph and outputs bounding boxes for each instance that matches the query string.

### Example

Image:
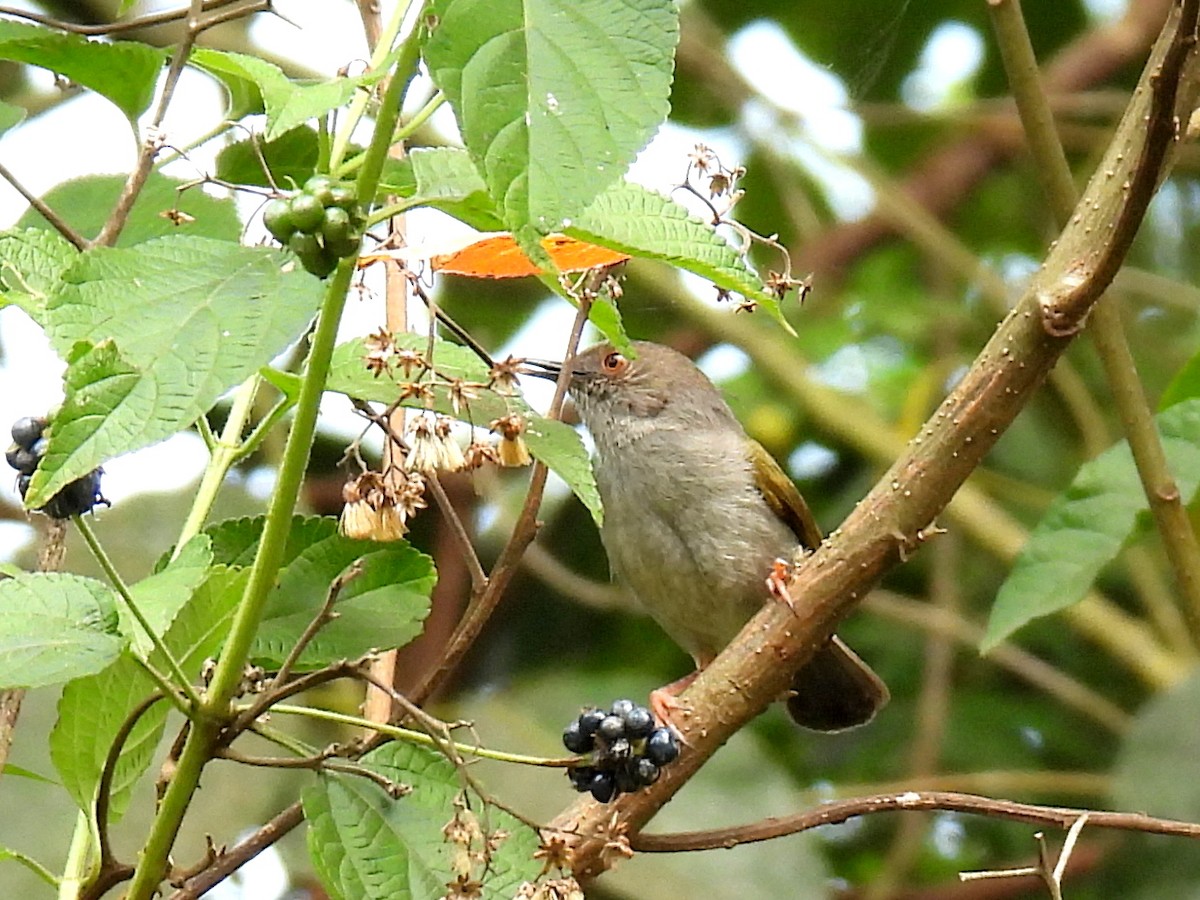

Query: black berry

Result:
[645,728,679,766]
[597,715,625,741]
[6,444,37,475]
[624,706,654,738]
[610,699,636,719]
[577,709,605,739]
[634,758,660,786]
[11,417,44,448]
[562,720,592,754]
[588,771,616,803]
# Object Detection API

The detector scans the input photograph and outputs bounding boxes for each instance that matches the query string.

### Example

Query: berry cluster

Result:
[263,175,365,278]
[6,417,106,519]
[563,699,680,803]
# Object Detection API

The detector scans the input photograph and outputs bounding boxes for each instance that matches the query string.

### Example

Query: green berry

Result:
[288,232,321,258]
[288,193,325,234]
[262,198,296,242]
[300,248,339,278]
[321,206,353,244]
[303,174,335,206]
[328,184,358,211]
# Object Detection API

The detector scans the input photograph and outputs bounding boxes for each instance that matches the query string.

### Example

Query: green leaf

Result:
[0,21,165,121]
[0,846,57,888]
[0,573,123,688]
[304,742,541,900]
[203,516,436,669]
[568,180,790,331]
[27,238,323,505]
[1159,349,1200,411]
[18,171,242,247]
[50,567,246,821]
[124,535,214,656]
[423,0,679,233]
[1,763,57,785]
[255,532,436,669]
[190,48,388,140]
[378,148,505,231]
[0,98,24,136]
[325,332,602,521]
[982,398,1200,651]
[1112,670,1200,820]
[0,228,77,323]
[215,126,320,189]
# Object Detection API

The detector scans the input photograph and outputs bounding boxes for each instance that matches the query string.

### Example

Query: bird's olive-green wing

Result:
[745,438,822,550]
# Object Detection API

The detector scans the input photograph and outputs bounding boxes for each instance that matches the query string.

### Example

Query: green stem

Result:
[263,703,573,767]
[175,376,260,554]
[57,811,93,900]
[73,517,201,710]
[120,23,424,897]
[229,394,295,465]
[329,0,413,171]
[988,0,1200,645]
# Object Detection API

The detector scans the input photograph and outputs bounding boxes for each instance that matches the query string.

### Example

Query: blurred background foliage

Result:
[4,0,1200,897]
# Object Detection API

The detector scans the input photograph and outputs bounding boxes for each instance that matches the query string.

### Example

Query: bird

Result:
[524,340,888,730]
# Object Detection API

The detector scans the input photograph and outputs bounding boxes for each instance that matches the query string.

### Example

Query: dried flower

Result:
[463,441,501,470]
[338,470,421,541]
[394,347,427,378]
[490,414,532,467]
[441,873,483,899]
[398,380,436,404]
[688,143,716,173]
[405,416,465,473]
[488,355,524,395]
[447,378,481,416]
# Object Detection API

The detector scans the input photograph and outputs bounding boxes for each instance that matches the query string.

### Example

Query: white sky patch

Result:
[1082,0,1128,21]
[726,20,874,221]
[901,21,985,112]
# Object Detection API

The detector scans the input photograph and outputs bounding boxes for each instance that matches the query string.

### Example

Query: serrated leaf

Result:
[27,238,323,504]
[216,126,320,189]
[423,0,678,234]
[50,567,246,821]
[568,180,790,330]
[325,332,602,521]
[378,148,506,231]
[0,228,76,323]
[304,742,541,900]
[0,21,165,121]
[1112,670,1200,820]
[51,652,162,822]
[190,48,388,140]
[254,532,436,669]
[17,171,242,247]
[0,573,123,688]
[124,535,214,656]
[203,516,436,668]
[982,398,1200,651]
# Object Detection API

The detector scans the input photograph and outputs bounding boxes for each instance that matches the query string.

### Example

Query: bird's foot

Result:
[649,670,700,738]
[766,557,797,611]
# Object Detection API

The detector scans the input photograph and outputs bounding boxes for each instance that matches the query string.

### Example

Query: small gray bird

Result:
[526,340,888,730]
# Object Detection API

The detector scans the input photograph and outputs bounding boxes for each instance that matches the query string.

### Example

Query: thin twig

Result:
[0,160,87,249]
[0,0,246,35]
[271,559,363,688]
[427,473,488,594]
[631,791,1199,853]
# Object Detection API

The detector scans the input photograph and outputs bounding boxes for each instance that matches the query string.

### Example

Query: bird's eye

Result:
[601,351,627,374]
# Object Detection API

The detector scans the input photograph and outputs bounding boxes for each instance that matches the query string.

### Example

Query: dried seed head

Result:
[488,355,524,395]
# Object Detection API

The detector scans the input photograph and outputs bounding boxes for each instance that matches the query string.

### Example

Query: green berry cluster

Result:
[6,416,107,519]
[563,699,680,803]
[263,175,365,278]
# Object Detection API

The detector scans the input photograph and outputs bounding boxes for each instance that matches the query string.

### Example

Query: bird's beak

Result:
[518,359,565,382]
